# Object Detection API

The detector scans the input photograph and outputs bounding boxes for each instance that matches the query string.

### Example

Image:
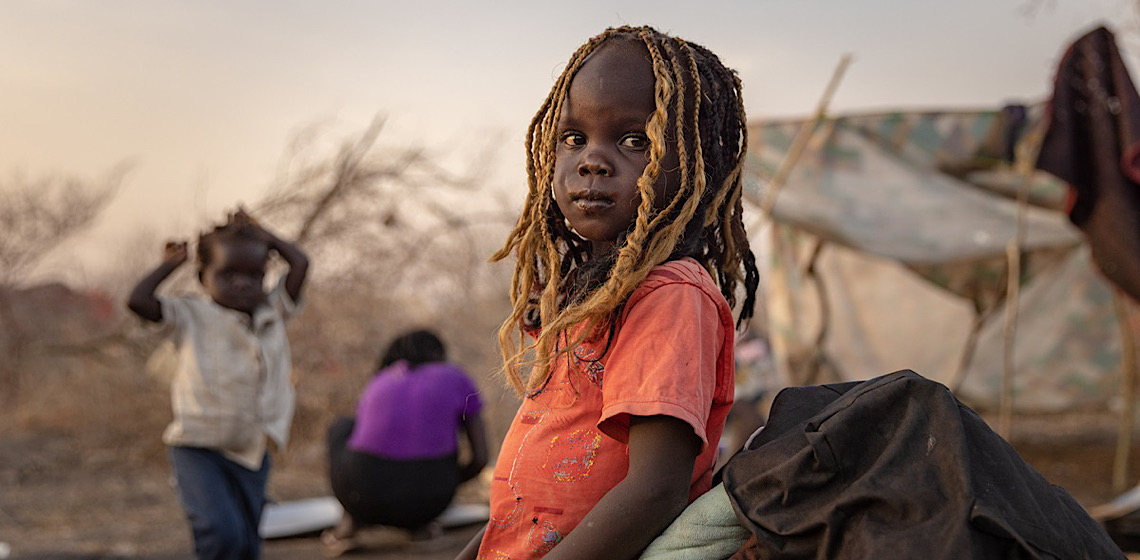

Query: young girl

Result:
[457,25,758,560]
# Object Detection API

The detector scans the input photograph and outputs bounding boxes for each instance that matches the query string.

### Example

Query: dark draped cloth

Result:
[721,370,1122,559]
[1036,25,1140,302]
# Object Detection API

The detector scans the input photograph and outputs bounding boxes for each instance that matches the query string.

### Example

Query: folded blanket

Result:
[640,482,751,560]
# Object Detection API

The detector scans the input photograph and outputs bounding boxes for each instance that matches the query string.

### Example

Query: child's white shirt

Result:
[155,277,299,470]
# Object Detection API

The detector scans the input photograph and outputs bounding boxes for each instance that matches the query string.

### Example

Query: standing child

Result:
[127,209,309,560]
[457,25,758,560]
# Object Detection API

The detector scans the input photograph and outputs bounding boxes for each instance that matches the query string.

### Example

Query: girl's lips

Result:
[573,197,614,212]
[569,189,614,212]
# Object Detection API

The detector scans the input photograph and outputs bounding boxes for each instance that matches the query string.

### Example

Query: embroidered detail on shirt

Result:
[476,551,510,560]
[543,429,601,482]
[527,519,562,555]
[490,407,550,529]
[572,345,605,387]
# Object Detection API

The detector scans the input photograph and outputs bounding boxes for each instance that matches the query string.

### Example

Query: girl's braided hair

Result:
[492,25,759,395]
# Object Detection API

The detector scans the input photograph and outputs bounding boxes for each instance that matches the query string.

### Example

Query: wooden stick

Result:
[997,120,1046,439]
[948,307,994,393]
[1113,289,1139,492]
[757,55,852,390]
[759,55,853,217]
[998,241,1022,438]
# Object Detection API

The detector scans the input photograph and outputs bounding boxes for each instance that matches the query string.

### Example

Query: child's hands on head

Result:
[227,206,278,250]
[229,207,262,235]
[228,207,257,228]
[221,206,309,304]
[127,240,190,322]
[162,241,189,267]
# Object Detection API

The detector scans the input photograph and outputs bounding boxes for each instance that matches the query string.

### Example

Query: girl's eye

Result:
[620,134,650,150]
[560,132,585,147]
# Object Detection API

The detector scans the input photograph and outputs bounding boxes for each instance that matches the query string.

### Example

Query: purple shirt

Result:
[347,361,482,460]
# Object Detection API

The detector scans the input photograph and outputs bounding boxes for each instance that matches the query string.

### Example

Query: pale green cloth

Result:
[639,482,750,560]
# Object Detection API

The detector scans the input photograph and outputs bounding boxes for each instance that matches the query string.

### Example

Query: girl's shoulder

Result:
[635,257,716,292]
[626,257,725,311]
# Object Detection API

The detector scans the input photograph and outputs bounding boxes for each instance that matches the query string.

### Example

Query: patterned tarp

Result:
[746,106,1080,265]
[744,107,1122,411]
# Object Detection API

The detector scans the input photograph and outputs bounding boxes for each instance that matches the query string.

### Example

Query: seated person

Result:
[324,329,487,553]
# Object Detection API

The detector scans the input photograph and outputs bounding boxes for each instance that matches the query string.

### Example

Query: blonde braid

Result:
[613,28,670,269]
[640,37,706,265]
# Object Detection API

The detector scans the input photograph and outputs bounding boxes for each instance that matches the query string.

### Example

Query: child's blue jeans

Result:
[168,446,270,560]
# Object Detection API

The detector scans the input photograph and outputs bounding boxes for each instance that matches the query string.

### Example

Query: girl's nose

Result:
[578,150,612,176]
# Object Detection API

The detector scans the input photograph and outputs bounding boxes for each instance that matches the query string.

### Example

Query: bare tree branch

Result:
[0,167,124,287]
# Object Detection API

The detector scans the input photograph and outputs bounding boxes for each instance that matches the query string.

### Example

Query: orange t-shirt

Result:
[478,258,736,559]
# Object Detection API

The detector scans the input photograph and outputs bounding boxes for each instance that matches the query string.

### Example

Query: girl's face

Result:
[552,40,680,255]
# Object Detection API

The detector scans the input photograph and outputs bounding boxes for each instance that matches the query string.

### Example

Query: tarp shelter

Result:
[744,105,1126,412]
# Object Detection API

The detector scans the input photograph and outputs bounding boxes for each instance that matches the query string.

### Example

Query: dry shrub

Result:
[3,116,525,477]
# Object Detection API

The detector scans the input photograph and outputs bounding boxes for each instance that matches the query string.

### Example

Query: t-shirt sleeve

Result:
[598,282,725,451]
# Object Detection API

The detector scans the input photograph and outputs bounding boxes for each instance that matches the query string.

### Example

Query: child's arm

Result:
[235,209,310,302]
[544,414,700,560]
[266,231,309,303]
[127,241,188,323]
[458,414,489,483]
[456,415,487,483]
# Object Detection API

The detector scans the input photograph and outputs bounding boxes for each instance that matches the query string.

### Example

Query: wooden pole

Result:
[759,55,853,217]
[997,122,1046,439]
[1113,289,1139,492]
[998,238,1023,439]
[948,307,994,394]
[756,55,852,389]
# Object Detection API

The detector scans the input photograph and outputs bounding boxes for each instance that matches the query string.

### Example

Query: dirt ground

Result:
[0,428,487,560]
[3,411,1138,559]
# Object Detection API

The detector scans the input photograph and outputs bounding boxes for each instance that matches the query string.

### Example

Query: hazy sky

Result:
[1,0,1135,283]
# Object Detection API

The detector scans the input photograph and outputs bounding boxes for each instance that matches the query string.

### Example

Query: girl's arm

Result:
[543,414,700,560]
